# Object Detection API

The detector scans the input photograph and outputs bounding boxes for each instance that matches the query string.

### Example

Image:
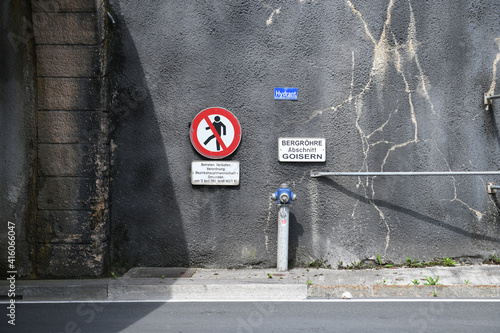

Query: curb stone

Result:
[2,266,500,301]
[308,285,500,298]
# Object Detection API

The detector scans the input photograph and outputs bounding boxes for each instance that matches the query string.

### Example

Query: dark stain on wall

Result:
[0,0,37,278]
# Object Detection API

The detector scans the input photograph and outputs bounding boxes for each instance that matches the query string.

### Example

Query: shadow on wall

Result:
[489,193,500,212]
[289,212,304,267]
[108,3,189,273]
[0,0,36,278]
[320,178,500,245]
[487,104,500,148]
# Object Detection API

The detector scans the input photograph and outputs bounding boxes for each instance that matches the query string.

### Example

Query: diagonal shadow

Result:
[319,178,500,244]
[489,193,500,212]
[486,104,500,148]
[108,2,190,271]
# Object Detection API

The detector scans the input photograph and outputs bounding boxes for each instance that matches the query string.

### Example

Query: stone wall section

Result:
[32,0,109,277]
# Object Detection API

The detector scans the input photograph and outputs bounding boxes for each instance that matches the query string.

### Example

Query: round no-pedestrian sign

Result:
[190,107,242,159]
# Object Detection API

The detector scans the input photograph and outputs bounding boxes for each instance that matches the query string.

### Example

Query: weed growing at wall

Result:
[333,255,466,270]
[488,253,500,264]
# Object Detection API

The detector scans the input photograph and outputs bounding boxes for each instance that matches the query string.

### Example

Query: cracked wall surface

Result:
[108,0,500,269]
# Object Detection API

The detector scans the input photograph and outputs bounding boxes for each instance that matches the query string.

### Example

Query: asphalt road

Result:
[1,300,499,332]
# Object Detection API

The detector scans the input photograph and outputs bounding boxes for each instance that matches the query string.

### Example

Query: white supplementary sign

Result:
[191,161,240,186]
[279,137,326,162]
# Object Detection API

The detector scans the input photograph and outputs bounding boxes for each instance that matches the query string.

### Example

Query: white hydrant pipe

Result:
[277,205,290,272]
[271,183,296,271]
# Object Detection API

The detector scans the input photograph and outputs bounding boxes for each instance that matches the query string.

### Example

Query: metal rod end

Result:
[487,182,496,194]
[485,93,492,105]
[485,93,500,105]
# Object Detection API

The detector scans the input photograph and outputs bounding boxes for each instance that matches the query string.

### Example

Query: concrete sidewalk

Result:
[2,265,500,302]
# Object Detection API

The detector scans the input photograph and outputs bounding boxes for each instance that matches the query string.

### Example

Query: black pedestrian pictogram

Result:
[204,116,226,150]
[190,107,241,159]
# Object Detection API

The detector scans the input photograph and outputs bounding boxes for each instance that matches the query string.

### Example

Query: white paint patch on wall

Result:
[266,7,281,27]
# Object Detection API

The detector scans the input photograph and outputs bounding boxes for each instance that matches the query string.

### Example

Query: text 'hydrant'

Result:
[271,183,296,271]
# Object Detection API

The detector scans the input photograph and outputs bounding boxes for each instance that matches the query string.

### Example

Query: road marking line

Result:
[4,298,500,304]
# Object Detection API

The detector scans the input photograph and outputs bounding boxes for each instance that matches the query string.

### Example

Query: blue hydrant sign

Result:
[279,138,326,162]
[274,87,298,100]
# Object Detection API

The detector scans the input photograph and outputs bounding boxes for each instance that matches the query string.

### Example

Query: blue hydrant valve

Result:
[271,183,297,205]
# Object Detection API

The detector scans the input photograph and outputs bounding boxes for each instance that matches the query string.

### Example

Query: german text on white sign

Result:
[279,138,326,162]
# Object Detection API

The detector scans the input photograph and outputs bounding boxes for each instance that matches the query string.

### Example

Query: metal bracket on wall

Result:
[484,93,500,106]
[487,182,500,194]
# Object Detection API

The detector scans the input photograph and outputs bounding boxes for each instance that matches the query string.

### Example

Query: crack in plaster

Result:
[266,7,281,26]
[486,37,500,97]
[263,0,319,27]
[431,140,484,220]
[439,186,483,220]
[344,0,483,254]
[407,2,435,114]
[301,0,485,257]
[362,0,483,249]
[260,1,281,27]
[308,51,359,122]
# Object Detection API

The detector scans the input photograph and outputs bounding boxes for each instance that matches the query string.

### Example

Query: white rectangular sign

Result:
[191,161,240,186]
[279,137,326,162]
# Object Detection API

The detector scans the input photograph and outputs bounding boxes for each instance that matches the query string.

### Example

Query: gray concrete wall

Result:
[0,0,37,278]
[108,0,500,270]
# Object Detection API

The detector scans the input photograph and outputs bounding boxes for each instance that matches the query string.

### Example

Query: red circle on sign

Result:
[190,107,242,159]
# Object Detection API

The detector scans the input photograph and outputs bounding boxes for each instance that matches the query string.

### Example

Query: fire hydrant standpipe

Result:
[271,184,296,271]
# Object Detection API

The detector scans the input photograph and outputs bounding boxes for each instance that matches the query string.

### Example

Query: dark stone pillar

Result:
[32,0,110,278]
